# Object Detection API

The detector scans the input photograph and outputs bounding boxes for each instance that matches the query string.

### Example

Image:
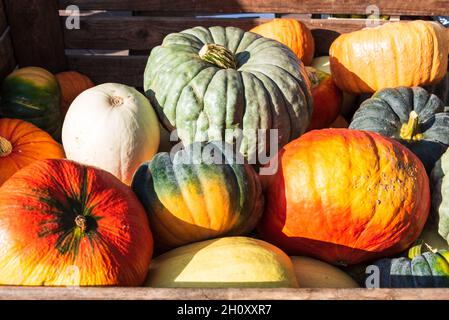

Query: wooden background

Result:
[1,0,449,299]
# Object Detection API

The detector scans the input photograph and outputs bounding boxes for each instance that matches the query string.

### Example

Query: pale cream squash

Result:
[62,83,160,185]
[145,237,299,288]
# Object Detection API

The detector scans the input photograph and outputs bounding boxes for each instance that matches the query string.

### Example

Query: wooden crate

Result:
[1,0,449,300]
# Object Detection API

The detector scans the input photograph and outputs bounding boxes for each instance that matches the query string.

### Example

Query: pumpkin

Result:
[0,159,153,286]
[0,118,65,186]
[144,26,313,164]
[426,71,449,106]
[291,256,359,288]
[349,86,449,173]
[258,129,430,266]
[330,20,449,94]
[55,71,94,119]
[0,67,62,140]
[62,83,160,185]
[250,18,315,66]
[131,141,264,251]
[370,243,449,288]
[306,66,342,130]
[145,236,298,288]
[329,115,349,128]
[430,148,449,245]
[311,56,357,117]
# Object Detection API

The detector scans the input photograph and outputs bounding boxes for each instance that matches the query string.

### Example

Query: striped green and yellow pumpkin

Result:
[0,67,62,140]
[131,141,264,251]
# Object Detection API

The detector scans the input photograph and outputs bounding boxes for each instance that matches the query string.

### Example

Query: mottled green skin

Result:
[131,141,264,249]
[144,26,313,163]
[373,250,449,288]
[350,86,449,173]
[431,149,449,244]
[0,72,62,140]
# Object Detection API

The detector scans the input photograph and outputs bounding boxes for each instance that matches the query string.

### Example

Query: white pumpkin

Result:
[62,83,160,185]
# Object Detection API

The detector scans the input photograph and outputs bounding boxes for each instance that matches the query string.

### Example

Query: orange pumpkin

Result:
[258,129,430,266]
[0,118,65,186]
[250,18,315,65]
[56,71,94,118]
[330,20,449,94]
[0,159,153,286]
[329,115,349,128]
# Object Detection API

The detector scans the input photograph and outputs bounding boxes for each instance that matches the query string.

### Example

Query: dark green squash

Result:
[144,26,313,164]
[0,67,62,140]
[349,86,449,173]
[369,243,449,288]
[131,141,264,251]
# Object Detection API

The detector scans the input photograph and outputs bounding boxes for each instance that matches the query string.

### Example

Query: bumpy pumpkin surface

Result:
[259,129,430,265]
[349,86,449,173]
[132,141,264,251]
[330,20,449,94]
[145,237,298,288]
[0,118,65,186]
[0,67,62,140]
[0,159,153,286]
[144,26,312,163]
[250,18,315,65]
[371,244,449,288]
[430,148,449,244]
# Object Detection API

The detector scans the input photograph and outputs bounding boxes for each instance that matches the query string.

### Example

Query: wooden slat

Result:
[0,287,449,300]
[0,28,16,81]
[4,0,66,73]
[62,16,391,56]
[67,55,147,87]
[58,0,449,15]
[0,1,7,35]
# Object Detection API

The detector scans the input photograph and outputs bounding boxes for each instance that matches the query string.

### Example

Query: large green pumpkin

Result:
[431,148,449,244]
[0,67,62,140]
[144,26,313,163]
[369,244,449,288]
[131,141,264,251]
[349,86,449,173]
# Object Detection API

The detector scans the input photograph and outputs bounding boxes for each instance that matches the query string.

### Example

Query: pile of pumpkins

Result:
[1,18,449,289]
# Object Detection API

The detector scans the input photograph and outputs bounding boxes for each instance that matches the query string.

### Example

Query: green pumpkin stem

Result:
[199,44,237,69]
[0,136,12,157]
[75,215,87,233]
[400,111,423,141]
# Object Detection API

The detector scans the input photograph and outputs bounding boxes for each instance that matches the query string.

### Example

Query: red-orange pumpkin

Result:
[55,71,94,118]
[0,159,153,286]
[258,129,430,265]
[0,118,65,186]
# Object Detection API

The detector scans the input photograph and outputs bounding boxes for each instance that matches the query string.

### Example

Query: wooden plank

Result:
[0,287,449,300]
[58,0,449,15]
[0,28,16,81]
[4,0,66,73]
[0,1,7,35]
[62,16,391,55]
[67,55,147,87]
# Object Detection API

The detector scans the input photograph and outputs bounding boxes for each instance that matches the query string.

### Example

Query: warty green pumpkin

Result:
[144,26,313,164]
[349,86,449,173]
[131,141,264,251]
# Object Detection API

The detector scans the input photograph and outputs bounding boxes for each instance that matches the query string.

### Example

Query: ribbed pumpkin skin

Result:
[330,21,449,94]
[372,248,449,288]
[430,149,449,244]
[144,26,312,163]
[0,159,153,286]
[349,87,449,173]
[0,67,62,140]
[132,142,264,251]
[250,19,315,65]
[145,237,298,288]
[0,118,65,186]
[55,71,94,118]
[258,129,430,265]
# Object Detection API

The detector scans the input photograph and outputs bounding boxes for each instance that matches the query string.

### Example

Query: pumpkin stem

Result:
[305,66,329,89]
[0,136,12,157]
[408,242,423,259]
[400,111,423,141]
[75,215,87,233]
[199,44,237,69]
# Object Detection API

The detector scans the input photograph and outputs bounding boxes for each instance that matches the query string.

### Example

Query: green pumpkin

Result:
[131,141,264,251]
[144,26,313,163]
[370,243,449,288]
[349,86,449,173]
[430,148,449,244]
[0,67,62,140]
